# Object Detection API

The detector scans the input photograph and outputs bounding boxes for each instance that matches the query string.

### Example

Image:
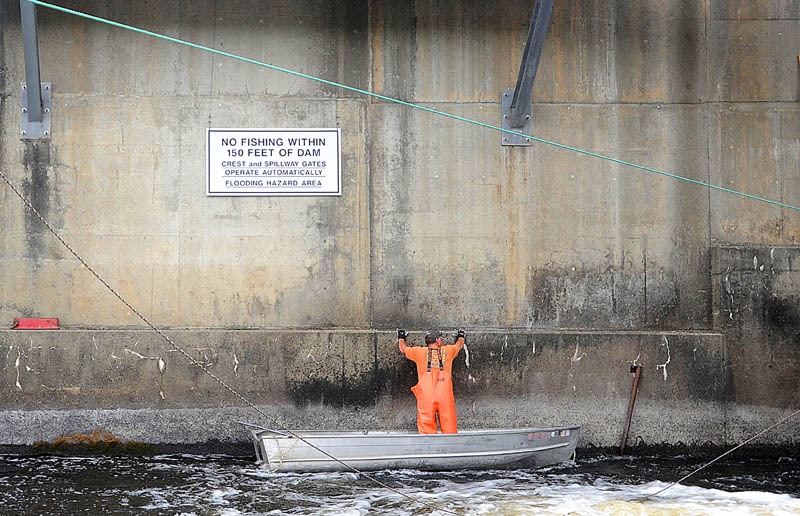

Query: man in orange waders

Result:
[397,328,466,434]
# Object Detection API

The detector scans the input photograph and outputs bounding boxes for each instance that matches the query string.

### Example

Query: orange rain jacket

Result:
[399,336,464,434]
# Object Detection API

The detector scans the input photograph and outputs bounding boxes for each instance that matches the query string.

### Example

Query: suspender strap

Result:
[426,348,444,372]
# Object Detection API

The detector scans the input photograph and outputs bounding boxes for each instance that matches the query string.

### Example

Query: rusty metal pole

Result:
[620,364,642,454]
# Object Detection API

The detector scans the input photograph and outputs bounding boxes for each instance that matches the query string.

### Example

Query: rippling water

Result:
[1,451,798,515]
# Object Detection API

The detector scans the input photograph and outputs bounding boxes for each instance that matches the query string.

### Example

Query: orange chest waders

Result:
[406,345,460,434]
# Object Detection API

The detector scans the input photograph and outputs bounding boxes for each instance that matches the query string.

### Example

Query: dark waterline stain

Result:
[21,141,53,260]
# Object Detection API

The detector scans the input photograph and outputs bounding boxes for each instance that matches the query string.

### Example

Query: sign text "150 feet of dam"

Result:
[206,128,342,196]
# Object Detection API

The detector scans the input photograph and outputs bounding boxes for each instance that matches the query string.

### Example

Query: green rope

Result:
[27,0,800,212]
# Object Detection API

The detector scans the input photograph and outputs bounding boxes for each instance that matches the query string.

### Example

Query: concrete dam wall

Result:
[0,0,798,447]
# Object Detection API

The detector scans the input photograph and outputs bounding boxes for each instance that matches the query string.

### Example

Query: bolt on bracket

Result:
[501,89,532,147]
[20,82,51,140]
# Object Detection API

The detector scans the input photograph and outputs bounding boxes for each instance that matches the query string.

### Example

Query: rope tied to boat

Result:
[0,168,460,516]
[644,407,800,499]
[7,1,799,509]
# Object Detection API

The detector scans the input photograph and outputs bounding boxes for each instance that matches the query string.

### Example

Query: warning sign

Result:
[206,128,342,196]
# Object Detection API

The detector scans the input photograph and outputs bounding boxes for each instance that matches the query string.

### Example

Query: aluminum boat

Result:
[248,425,580,473]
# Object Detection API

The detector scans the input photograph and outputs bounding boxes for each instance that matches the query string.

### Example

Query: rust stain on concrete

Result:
[371,12,384,94]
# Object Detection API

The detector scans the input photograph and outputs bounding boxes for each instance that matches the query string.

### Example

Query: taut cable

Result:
[645,408,800,499]
[0,168,459,516]
[23,0,800,213]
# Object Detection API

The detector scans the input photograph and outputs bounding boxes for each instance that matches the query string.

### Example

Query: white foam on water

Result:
[209,486,240,505]
[316,497,373,515]
[348,473,800,516]
[139,499,172,510]
[243,468,360,482]
[2,454,797,515]
[461,479,800,516]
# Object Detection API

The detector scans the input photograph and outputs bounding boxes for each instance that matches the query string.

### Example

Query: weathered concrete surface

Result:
[0,329,737,446]
[0,0,799,448]
[1,0,798,328]
[1,327,793,447]
[369,102,711,329]
[709,105,800,244]
[2,2,372,328]
[713,246,800,412]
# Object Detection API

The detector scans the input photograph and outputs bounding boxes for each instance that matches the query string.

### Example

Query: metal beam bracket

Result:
[20,0,50,140]
[21,82,51,140]
[501,88,532,146]
[501,0,554,147]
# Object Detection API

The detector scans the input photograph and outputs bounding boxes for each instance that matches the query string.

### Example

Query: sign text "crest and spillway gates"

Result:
[207,128,341,196]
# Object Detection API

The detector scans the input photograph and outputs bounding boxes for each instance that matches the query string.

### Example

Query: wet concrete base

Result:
[1,328,797,447]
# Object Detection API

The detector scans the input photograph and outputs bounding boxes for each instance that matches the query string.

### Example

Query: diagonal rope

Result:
[644,407,800,499]
[0,168,459,516]
[12,1,798,508]
[25,0,800,213]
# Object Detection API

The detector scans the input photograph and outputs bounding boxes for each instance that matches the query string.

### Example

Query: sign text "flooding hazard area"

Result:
[206,128,342,196]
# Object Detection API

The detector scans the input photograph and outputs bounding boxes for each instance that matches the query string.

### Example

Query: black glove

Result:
[397,329,408,340]
[455,328,466,342]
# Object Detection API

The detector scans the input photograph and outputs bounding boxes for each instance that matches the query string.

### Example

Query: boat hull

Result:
[250,426,580,473]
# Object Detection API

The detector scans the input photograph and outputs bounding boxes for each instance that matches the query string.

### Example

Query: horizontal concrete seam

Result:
[0,329,724,336]
[710,17,800,21]
[712,244,800,249]
[51,93,370,101]
[42,94,800,107]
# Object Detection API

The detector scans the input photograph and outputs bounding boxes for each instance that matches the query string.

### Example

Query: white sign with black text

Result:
[206,128,342,196]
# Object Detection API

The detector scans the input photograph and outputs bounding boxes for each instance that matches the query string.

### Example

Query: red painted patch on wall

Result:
[12,318,59,329]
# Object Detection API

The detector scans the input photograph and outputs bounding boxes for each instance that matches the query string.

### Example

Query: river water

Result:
[1,450,798,515]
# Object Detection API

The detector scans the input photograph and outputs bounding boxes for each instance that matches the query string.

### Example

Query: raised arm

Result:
[397,329,409,354]
[454,328,466,351]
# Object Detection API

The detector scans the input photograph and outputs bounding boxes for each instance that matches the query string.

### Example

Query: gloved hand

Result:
[397,329,408,340]
[455,328,466,342]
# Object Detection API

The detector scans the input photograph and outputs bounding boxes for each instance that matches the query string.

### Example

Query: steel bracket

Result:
[501,0,554,147]
[21,82,51,139]
[501,88,532,146]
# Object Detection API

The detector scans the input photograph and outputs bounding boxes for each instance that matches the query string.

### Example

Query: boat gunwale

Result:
[254,425,580,440]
